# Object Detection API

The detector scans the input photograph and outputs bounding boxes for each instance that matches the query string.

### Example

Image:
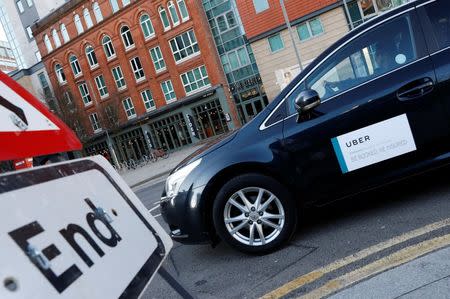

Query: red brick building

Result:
[32,0,238,164]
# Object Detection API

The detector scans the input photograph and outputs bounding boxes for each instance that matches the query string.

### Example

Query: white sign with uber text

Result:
[331,114,417,173]
[0,157,172,299]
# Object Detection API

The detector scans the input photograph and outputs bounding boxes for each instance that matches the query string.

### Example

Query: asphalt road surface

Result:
[136,166,450,299]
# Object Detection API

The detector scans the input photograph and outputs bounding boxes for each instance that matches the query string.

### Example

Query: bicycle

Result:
[150,148,169,162]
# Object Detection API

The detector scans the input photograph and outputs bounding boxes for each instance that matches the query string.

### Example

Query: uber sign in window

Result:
[0,158,171,299]
[331,114,417,173]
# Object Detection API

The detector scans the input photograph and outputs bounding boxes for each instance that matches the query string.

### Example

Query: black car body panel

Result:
[161,0,450,244]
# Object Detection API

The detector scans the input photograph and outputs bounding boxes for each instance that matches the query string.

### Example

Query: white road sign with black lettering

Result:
[0,157,172,298]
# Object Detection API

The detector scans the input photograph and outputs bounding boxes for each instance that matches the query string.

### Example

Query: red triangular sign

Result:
[0,71,82,161]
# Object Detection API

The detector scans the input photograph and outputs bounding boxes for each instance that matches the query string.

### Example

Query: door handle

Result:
[397,77,434,101]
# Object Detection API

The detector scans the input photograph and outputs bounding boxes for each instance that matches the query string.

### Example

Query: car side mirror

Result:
[295,90,321,114]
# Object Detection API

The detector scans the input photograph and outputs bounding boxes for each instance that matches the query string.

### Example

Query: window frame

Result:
[60,24,70,43]
[141,89,156,111]
[168,1,180,27]
[93,2,103,22]
[55,64,66,85]
[120,25,135,50]
[180,65,211,96]
[69,55,82,78]
[149,46,166,73]
[169,29,200,64]
[89,113,101,132]
[44,34,53,53]
[130,56,145,82]
[140,14,155,40]
[268,34,284,53]
[94,74,109,99]
[83,8,94,29]
[79,82,92,106]
[161,80,176,103]
[112,65,127,90]
[16,0,24,13]
[102,35,116,60]
[177,0,189,22]
[297,18,324,42]
[74,14,84,34]
[159,6,171,31]
[122,97,137,119]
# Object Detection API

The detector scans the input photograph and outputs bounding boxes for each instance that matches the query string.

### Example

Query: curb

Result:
[129,170,172,189]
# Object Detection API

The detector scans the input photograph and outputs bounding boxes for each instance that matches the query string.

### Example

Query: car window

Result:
[422,1,450,50]
[287,13,418,115]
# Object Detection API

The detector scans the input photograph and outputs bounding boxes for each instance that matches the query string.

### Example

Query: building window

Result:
[38,72,52,98]
[83,8,94,29]
[169,30,200,63]
[89,113,101,132]
[60,24,70,43]
[180,65,210,95]
[177,0,189,21]
[26,0,33,7]
[120,26,134,49]
[93,2,103,22]
[52,29,61,48]
[16,0,24,13]
[141,89,155,111]
[122,98,136,119]
[140,14,155,39]
[110,0,119,13]
[44,34,53,53]
[122,0,131,6]
[69,55,82,77]
[79,82,92,106]
[112,66,126,90]
[161,80,176,103]
[85,45,98,68]
[159,6,171,31]
[74,14,84,34]
[221,46,250,72]
[149,46,166,72]
[268,34,284,53]
[130,57,145,82]
[102,35,116,59]
[168,1,180,26]
[253,0,269,13]
[26,26,33,39]
[55,64,66,85]
[95,75,109,98]
[297,18,324,41]
[35,51,41,61]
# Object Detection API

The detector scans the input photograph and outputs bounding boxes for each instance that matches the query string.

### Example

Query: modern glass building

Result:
[202,0,269,124]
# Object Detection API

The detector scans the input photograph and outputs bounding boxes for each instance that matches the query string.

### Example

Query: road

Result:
[136,166,450,299]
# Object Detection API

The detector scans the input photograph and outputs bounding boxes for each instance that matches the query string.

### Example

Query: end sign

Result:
[0,156,172,298]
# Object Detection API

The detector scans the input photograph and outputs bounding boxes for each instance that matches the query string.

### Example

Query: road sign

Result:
[0,156,172,298]
[0,71,81,161]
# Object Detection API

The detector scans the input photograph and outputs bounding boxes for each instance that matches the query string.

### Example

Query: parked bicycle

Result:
[150,148,169,162]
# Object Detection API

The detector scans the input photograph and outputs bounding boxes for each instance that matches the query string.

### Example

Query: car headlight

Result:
[165,159,202,198]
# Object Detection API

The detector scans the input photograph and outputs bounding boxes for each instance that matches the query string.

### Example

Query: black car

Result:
[161,0,450,253]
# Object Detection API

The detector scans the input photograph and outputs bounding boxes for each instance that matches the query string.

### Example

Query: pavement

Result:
[119,144,203,188]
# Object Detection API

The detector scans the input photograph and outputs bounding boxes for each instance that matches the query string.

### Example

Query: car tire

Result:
[213,173,297,254]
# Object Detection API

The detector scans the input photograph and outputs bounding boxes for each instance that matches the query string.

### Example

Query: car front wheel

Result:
[213,173,297,254]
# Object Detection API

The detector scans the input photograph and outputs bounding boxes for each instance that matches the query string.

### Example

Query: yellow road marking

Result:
[261,218,450,299]
[299,233,450,299]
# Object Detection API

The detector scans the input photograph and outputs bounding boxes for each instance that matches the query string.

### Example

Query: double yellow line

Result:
[261,218,450,299]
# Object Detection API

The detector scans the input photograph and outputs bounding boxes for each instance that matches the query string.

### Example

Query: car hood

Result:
[171,130,239,173]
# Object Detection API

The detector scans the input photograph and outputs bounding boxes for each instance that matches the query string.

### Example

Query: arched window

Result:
[102,35,116,59]
[140,14,155,39]
[159,6,170,31]
[74,14,84,34]
[85,45,98,68]
[122,0,130,6]
[120,25,134,49]
[83,8,93,29]
[44,34,53,53]
[55,64,66,84]
[167,1,180,26]
[177,0,189,21]
[52,29,61,48]
[93,2,103,22]
[69,55,82,77]
[109,0,119,13]
[60,24,70,43]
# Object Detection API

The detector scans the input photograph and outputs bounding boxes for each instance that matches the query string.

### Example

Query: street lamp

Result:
[279,0,303,72]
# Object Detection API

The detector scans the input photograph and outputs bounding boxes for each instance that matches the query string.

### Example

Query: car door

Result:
[417,0,450,130]
[281,8,449,203]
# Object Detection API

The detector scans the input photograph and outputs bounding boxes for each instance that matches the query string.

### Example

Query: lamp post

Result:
[280,0,303,72]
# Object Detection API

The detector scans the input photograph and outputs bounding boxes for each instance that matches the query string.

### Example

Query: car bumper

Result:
[160,185,210,244]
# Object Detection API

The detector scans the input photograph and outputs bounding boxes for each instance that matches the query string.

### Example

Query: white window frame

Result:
[102,35,116,60]
[89,113,101,133]
[122,97,136,119]
[60,24,70,43]
[159,6,171,31]
[85,45,98,69]
[177,0,189,22]
[169,30,200,64]
[52,29,61,48]
[74,14,84,34]
[112,66,126,90]
[55,64,66,85]
[83,8,94,29]
[70,55,82,78]
[16,0,24,13]
[93,2,103,22]
[26,26,33,39]
[94,75,109,99]
[122,0,131,7]
[167,1,180,27]
[26,0,33,7]
[161,80,176,103]
[180,65,211,96]
[141,89,156,111]
[79,82,92,106]
[140,14,155,40]
[110,0,119,13]
[149,46,166,73]
[44,34,53,53]
[120,25,135,50]
[130,57,145,82]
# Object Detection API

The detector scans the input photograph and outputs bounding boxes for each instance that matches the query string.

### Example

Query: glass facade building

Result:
[202,0,268,124]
